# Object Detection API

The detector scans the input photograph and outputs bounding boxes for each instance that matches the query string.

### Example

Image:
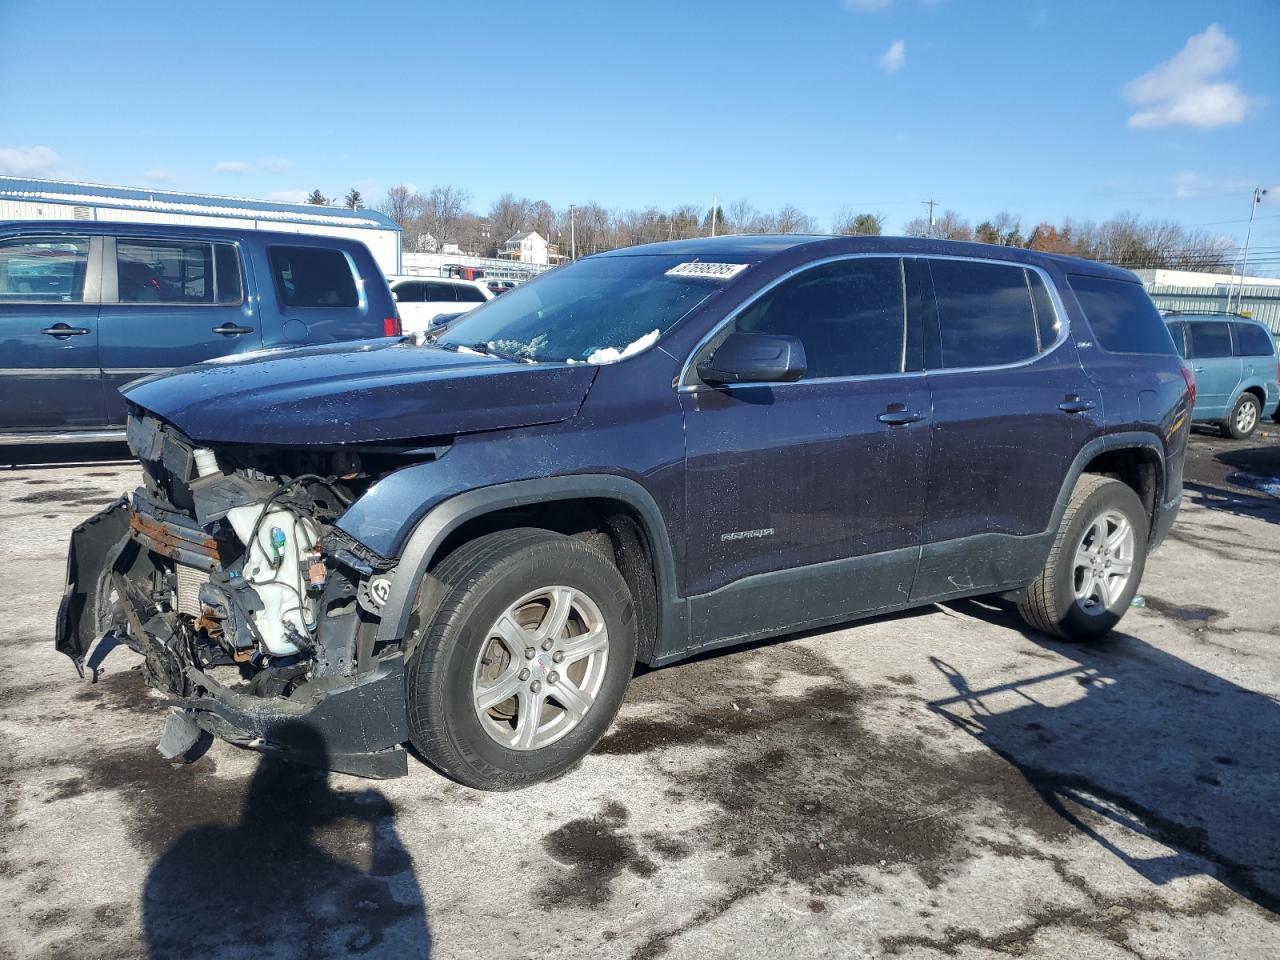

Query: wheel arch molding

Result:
[371,475,684,660]
[1057,431,1169,542]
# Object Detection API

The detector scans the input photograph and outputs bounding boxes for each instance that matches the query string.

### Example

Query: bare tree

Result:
[992,211,1022,246]
[933,210,973,241]
[378,184,428,250]
[727,200,762,233]
[832,209,885,236]
[418,185,471,246]
[488,193,534,249]
[902,216,931,238]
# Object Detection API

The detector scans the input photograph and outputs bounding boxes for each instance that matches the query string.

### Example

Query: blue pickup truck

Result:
[0,221,399,443]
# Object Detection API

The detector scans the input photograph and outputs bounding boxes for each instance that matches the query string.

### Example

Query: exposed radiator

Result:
[175,563,209,617]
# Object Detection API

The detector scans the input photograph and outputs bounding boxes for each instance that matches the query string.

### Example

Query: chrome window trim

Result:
[678,252,1071,392]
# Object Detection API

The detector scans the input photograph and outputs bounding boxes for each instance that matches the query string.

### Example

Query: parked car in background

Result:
[0,221,398,443]
[485,279,518,295]
[389,277,491,334]
[1164,312,1279,439]
[61,235,1191,790]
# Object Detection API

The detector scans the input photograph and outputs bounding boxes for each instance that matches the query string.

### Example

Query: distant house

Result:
[499,230,551,265]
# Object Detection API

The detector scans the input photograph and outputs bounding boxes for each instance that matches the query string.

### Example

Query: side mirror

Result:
[696,332,807,386]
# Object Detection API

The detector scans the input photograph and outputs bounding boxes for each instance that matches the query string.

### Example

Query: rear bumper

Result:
[56,500,410,779]
[1151,491,1180,551]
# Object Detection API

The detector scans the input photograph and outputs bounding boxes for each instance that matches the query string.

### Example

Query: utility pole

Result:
[568,204,577,261]
[710,193,718,237]
[1235,186,1268,312]
[922,199,938,237]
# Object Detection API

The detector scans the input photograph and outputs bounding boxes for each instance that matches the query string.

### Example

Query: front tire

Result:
[1225,394,1260,440]
[1017,476,1148,642]
[405,528,636,790]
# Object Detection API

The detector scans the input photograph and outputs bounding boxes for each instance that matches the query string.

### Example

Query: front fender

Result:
[364,475,685,658]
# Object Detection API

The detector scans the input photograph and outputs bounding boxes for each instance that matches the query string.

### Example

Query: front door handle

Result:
[213,323,255,336]
[41,324,91,339]
[1059,396,1097,413]
[878,407,927,425]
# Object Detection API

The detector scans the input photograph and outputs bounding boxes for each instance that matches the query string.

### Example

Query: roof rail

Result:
[1159,308,1247,318]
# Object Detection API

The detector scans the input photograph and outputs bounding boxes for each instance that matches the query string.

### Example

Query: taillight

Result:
[383,316,402,337]
[1179,364,1196,406]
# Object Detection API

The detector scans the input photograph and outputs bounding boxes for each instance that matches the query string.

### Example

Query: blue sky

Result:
[1,0,1277,264]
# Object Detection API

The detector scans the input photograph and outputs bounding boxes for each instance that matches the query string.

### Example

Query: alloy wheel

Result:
[471,586,610,750]
[1236,399,1258,435]
[1072,510,1136,614]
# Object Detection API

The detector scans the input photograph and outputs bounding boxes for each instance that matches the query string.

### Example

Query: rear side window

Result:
[118,239,213,304]
[424,282,459,302]
[393,281,425,303]
[734,257,906,379]
[214,243,243,305]
[455,284,487,303]
[1232,321,1276,357]
[0,237,89,301]
[1187,321,1233,359]
[1068,274,1177,355]
[927,259,1039,368]
[269,246,358,308]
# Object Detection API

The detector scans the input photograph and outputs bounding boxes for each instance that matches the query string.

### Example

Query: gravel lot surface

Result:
[1,428,1278,959]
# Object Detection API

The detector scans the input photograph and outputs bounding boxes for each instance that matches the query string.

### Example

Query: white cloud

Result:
[144,166,177,184]
[216,156,294,176]
[879,39,906,74]
[1125,24,1259,129]
[844,0,892,10]
[1169,170,1255,199]
[0,145,61,177]
[263,189,309,203]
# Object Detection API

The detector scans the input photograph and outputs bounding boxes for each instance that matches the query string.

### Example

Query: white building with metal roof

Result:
[0,176,403,274]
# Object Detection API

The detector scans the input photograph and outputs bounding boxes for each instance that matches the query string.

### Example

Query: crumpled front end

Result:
[55,413,424,778]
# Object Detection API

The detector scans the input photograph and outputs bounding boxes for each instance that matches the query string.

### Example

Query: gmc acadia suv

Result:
[56,235,1191,790]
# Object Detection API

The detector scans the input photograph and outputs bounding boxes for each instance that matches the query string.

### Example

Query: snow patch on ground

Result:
[586,329,660,365]
[1228,472,1280,497]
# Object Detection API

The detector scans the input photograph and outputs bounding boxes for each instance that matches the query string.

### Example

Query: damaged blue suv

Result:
[56,235,1192,789]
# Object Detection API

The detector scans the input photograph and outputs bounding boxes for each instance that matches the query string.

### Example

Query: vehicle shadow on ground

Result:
[142,722,431,959]
[1182,480,1280,525]
[928,599,1279,915]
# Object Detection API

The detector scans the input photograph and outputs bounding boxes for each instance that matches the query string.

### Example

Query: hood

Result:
[122,339,599,445]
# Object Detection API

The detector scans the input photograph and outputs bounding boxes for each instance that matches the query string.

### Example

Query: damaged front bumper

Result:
[55,483,411,780]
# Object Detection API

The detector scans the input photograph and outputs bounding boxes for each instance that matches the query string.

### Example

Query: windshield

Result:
[435,254,748,362]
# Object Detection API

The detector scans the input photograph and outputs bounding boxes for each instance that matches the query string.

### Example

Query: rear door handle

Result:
[878,408,927,425]
[1059,397,1097,413]
[41,324,91,339]
[1193,367,1206,374]
[213,323,255,336]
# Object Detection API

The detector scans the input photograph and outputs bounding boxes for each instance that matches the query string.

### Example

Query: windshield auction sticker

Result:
[665,262,749,281]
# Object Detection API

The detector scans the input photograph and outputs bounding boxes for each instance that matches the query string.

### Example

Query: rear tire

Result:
[405,528,636,790]
[1017,476,1148,642]
[1225,394,1261,440]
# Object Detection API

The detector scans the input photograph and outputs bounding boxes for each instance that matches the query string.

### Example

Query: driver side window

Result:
[734,257,906,379]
